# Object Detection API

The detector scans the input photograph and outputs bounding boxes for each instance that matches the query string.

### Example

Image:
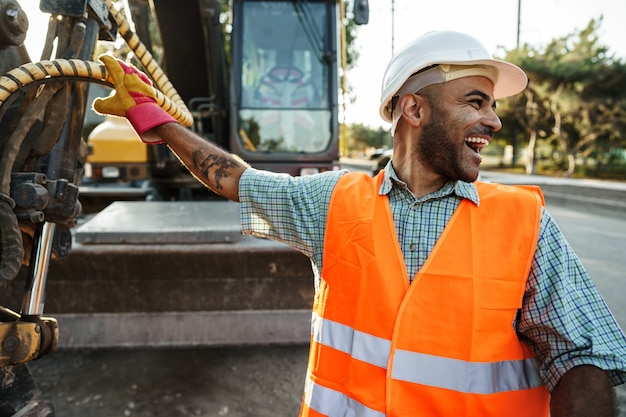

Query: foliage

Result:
[341,0,367,105]
[345,123,391,155]
[497,18,626,178]
[343,0,362,71]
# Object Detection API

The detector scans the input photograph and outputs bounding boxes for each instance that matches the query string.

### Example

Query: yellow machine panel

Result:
[87,116,147,163]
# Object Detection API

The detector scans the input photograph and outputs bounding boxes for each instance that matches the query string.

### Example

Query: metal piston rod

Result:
[22,222,55,316]
[0,221,59,368]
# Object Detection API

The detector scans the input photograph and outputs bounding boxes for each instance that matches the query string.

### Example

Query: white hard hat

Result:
[379,31,528,123]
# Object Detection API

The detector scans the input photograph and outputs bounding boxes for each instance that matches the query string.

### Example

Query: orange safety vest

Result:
[300,171,550,417]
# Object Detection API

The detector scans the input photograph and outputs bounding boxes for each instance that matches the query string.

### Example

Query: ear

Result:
[399,93,428,127]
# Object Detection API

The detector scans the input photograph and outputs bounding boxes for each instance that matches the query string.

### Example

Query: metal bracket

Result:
[39,0,87,17]
[0,306,58,368]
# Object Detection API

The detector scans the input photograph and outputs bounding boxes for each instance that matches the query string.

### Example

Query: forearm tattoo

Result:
[191,149,241,191]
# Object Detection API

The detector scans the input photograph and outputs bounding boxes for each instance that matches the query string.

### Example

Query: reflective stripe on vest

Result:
[311,312,390,369]
[391,350,544,394]
[312,312,544,394]
[304,375,386,417]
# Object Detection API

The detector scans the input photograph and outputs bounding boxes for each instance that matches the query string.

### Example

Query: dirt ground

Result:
[28,345,310,417]
[12,344,626,417]
[26,345,626,417]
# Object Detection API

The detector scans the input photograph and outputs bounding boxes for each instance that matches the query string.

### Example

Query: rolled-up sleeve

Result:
[519,208,626,391]
[238,168,344,263]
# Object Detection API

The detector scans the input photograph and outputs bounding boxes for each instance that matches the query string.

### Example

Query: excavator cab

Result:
[231,0,339,173]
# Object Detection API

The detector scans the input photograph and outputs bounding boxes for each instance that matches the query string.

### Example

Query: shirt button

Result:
[409,244,417,251]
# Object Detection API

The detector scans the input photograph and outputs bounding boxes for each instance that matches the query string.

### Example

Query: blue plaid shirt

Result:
[239,163,626,392]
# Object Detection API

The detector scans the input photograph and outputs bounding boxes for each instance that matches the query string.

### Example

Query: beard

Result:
[416,112,481,183]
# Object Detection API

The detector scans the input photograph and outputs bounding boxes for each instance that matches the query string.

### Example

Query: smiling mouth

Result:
[465,136,489,153]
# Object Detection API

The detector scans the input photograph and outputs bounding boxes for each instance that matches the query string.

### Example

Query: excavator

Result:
[0,0,368,414]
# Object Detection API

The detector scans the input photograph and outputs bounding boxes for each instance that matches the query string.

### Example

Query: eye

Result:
[464,91,495,111]
[468,97,497,113]
[469,98,483,108]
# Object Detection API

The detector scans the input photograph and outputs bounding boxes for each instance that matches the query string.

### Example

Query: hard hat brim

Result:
[473,58,528,99]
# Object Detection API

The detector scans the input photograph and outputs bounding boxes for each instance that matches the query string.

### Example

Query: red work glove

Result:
[93,55,176,144]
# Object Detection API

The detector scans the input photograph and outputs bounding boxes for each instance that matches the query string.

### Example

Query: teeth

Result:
[465,137,489,146]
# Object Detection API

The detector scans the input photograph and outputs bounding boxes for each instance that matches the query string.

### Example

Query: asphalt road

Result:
[24,191,626,417]
[546,204,626,328]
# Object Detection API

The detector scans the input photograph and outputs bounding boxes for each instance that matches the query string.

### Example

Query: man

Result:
[94,31,626,416]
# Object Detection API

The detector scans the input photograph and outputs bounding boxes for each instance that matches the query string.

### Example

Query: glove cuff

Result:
[127,102,178,144]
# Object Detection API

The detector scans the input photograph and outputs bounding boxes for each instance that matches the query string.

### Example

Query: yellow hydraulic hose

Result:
[0,59,192,126]
[0,1,192,285]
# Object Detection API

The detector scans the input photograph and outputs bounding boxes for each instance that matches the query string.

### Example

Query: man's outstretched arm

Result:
[91,56,248,202]
[153,122,248,202]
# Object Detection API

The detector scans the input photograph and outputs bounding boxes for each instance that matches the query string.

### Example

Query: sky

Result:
[19,0,626,129]
[347,0,626,128]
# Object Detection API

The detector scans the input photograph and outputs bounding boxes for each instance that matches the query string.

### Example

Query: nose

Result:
[484,107,502,132]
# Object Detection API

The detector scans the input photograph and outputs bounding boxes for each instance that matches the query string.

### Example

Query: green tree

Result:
[572,54,626,177]
[346,123,391,155]
[500,18,626,176]
[343,0,362,71]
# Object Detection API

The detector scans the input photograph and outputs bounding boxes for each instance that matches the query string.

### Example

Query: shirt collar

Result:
[379,160,480,206]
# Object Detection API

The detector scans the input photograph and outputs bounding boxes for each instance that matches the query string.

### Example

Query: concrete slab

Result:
[54,310,311,348]
[75,200,242,244]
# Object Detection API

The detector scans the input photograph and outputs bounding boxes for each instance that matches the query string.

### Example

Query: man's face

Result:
[415,76,501,183]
